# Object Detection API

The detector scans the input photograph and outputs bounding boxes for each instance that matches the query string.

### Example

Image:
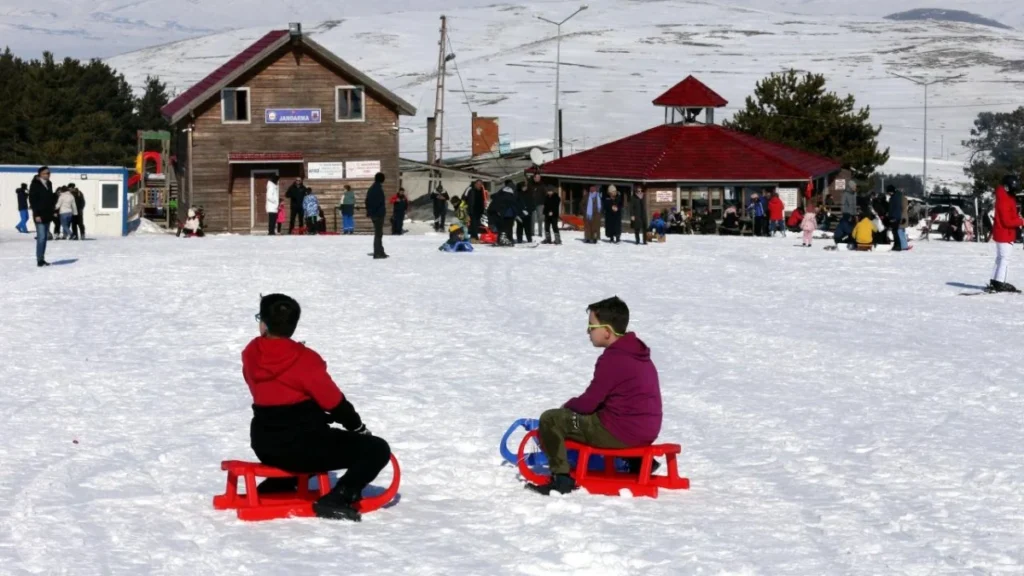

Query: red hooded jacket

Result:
[992,185,1023,244]
[242,337,343,410]
[768,196,785,221]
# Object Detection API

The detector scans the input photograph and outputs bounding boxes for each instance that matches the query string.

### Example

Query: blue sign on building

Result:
[265,108,322,124]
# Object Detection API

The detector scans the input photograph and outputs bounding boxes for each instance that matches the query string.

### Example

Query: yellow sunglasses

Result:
[587,324,623,336]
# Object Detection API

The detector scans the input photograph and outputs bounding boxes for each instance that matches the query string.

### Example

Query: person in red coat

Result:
[767,192,786,237]
[990,174,1023,292]
[243,294,391,521]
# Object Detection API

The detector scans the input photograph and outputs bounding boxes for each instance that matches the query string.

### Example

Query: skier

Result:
[15,183,30,234]
[541,186,562,245]
[630,189,649,245]
[989,173,1023,293]
[243,294,391,521]
[525,297,662,496]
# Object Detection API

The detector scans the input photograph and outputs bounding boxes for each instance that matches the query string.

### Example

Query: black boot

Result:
[312,483,362,521]
[1000,281,1020,293]
[525,473,576,496]
[623,458,662,475]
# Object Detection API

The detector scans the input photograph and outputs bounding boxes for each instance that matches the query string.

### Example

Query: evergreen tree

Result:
[962,107,1024,194]
[725,70,889,178]
[136,76,171,133]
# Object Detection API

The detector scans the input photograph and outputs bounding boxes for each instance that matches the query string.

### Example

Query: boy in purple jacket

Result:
[526,296,663,496]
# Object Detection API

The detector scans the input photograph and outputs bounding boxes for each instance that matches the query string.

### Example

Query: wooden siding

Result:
[181,44,401,233]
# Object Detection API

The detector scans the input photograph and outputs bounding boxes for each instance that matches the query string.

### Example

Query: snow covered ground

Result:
[0,231,1022,574]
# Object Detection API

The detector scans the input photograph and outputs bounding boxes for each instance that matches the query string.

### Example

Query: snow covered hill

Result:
[94,0,1024,188]
[0,231,1022,574]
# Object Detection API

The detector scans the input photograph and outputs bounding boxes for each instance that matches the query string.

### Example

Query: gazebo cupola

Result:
[653,75,728,126]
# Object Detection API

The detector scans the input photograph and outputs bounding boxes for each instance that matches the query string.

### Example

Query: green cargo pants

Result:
[539,408,626,475]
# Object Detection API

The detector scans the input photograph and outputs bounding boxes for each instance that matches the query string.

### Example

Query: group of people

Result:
[577,185,659,245]
[448,174,563,247]
[243,293,660,520]
[18,179,88,242]
[263,176,330,236]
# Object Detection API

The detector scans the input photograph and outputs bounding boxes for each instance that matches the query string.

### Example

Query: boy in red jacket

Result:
[990,174,1023,293]
[767,192,786,237]
[526,297,662,496]
[243,294,391,521]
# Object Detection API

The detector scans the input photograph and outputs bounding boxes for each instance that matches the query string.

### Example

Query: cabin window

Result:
[221,88,250,123]
[101,183,119,210]
[335,86,365,122]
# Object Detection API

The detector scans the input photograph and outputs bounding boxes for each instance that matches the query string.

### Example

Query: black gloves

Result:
[351,424,371,436]
[328,398,363,432]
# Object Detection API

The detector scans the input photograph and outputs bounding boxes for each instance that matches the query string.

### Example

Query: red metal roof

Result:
[653,76,728,108]
[228,151,304,162]
[542,124,840,182]
[161,30,290,122]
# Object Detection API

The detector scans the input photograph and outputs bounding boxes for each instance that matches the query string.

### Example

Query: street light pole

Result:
[537,5,588,159]
[890,72,964,196]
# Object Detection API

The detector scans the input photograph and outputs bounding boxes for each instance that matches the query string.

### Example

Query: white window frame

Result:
[221,87,252,124]
[99,182,121,212]
[335,85,366,123]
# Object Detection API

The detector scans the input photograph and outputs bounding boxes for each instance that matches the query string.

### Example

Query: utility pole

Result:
[889,72,964,196]
[432,16,449,164]
[537,5,588,159]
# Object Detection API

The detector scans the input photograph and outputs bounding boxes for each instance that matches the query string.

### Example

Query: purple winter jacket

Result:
[563,332,662,446]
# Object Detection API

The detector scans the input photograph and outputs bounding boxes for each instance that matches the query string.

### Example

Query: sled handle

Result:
[499,418,540,465]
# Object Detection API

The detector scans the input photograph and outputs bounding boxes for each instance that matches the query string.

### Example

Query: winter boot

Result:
[554,232,562,245]
[525,473,576,496]
[256,477,299,495]
[998,281,1020,293]
[312,483,362,522]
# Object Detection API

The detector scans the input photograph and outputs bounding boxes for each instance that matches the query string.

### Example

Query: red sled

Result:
[517,429,689,498]
[212,454,401,521]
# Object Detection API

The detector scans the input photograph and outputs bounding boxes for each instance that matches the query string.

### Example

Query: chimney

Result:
[288,22,302,39]
[426,117,437,164]
[471,113,499,157]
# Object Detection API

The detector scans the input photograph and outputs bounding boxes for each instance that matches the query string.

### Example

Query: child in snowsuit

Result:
[649,212,666,241]
[302,194,320,235]
[451,196,470,240]
[850,209,876,251]
[243,294,391,522]
[527,297,662,496]
[801,205,817,247]
[438,224,474,252]
[276,206,286,234]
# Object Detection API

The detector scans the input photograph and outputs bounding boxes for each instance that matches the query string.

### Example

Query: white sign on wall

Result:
[834,179,846,191]
[777,187,799,211]
[345,161,382,179]
[307,162,345,180]
[655,190,674,203]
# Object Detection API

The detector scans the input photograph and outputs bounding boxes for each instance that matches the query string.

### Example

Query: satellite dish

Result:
[529,147,544,166]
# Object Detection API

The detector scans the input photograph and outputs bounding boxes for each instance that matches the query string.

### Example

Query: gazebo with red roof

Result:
[540,76,845,226]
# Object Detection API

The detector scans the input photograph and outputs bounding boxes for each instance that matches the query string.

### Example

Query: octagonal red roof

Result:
[653,76,728,108]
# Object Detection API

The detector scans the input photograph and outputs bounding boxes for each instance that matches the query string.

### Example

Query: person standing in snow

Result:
[603,185,624,244]
[989,174,1023,292]
[488,180,518,247]
[888,184,907,251]
[29,167,54,267]
[69,184,86,240]
[832,181,858,246]
[465,179,487,242]
[875,187,894,246]
[581,186,602,244]
[801,204,817,247]
[526,297,662,496]
[767,191,785,237]
[747,192,766,237]
[340,185,356,234]
[13,181,29,230]
[54,185,77,240]
[366,172,388,259]
[527,172,547,238]
[430,185,449,232]
[285,177,308,234]
[542,186,562,245]
[265,175,280,235]
[514,182,536,244]
[630,188,649,245]
[302,191,320,235]
[390,188,408,235]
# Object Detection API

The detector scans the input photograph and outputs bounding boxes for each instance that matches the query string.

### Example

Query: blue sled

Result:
[500,418,630,473]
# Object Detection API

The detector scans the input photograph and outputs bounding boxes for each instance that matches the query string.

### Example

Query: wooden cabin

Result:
[161,23,416,233]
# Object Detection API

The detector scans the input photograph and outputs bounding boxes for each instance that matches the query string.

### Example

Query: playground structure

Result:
[131,131,177,228]
[213,455,401,521]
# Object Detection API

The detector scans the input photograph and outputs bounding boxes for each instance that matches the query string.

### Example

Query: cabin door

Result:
[250,169,278,230]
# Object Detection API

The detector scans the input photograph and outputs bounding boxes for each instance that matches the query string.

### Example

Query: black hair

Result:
[260,294,301,338]
[587,296,629,335]
[269,174,279,184]
[374,172,386,184]
[37,166,49,175]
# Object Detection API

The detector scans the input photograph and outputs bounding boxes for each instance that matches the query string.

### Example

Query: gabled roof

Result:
[161,29,416,124]
[540,124,840,182]
[653,76,728,108]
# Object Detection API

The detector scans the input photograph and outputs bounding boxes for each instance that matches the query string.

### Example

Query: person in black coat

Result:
[69,184,86,240]
[630,189,649,245]
[285,177,308,234]
[603,185,625,243]
[29,167,55,266]
[365,172,388,259]
[465,179,487,240]
[390,188,408,235]
[542,186,562,245]
[488,181,518,246]
[430,186,450,232]
[15,183,30,233]
[515,182,536,243]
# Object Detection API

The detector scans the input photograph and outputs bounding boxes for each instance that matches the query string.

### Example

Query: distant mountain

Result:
[885,8,1012,30]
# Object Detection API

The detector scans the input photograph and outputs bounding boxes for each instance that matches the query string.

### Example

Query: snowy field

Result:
[0,231,1022,575]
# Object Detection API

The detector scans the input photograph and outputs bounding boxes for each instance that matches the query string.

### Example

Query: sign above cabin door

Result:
[251,169,278,230]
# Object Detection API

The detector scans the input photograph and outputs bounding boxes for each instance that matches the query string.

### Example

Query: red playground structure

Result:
[213,455,401,521]
[516,430,689,498]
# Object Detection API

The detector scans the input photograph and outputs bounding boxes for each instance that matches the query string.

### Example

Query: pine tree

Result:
[963,107,1024,194]
[725,70,889,178]
[135,76,171,133]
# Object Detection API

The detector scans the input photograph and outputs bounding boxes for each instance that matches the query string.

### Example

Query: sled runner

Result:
[516,429,690,498]
[212,455,401,521]
[500,418,627,472]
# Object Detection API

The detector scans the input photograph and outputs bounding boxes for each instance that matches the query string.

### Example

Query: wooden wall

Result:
[181,44,402,233]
